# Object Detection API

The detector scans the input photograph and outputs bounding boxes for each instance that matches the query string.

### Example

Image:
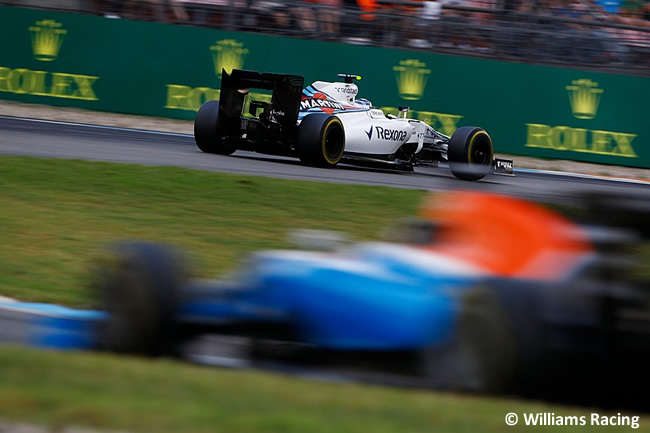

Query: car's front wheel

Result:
[296,114,345,167]
[448,126,494,181]
[93,241,188,356]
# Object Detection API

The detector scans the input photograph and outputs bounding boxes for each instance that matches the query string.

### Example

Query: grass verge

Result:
[0,156,423,306]
[1,156,647,433]
[3,346,645,433]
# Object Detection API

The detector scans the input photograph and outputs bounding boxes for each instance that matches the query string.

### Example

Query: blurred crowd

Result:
[5,0,650,73]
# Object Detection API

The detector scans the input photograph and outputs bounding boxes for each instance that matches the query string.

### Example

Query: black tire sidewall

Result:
[420,286,515,393]
[95,242,186,356]
[448,126,494,181]
[194,101,235,155]
[296,114,345,167]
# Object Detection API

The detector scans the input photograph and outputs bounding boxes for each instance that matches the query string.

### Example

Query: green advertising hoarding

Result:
[0,6,648,167]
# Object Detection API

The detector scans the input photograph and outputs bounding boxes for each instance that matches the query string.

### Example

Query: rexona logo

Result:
[525,78,637,158]
[210,39,248,78]
[365,125,407,142]
[393,59,430,101]
[166,39,264,111]
[0,19,99,101]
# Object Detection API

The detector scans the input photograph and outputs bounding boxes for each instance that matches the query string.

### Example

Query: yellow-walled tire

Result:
[448,126,494,181]
[296,114,345,168]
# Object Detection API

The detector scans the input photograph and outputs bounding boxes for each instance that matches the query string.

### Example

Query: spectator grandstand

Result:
[2,0,649,75]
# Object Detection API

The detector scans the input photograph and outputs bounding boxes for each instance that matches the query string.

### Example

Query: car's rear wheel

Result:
[296,114,345,167]
[448,126,494,181]
[93,241,188,356]
[194,100,236,155]
[420,286,515,394]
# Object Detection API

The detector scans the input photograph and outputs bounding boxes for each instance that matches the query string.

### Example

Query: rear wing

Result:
[218,69,304,134]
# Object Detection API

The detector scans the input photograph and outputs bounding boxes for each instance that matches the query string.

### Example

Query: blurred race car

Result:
[194,69,513,181]
[94,190,650,407]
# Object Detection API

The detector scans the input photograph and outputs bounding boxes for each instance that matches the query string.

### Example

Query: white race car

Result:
[194,69,513,180]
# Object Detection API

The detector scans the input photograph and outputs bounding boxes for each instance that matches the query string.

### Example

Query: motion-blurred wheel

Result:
[93,241,188,356]
[420,286,515,393]
[448,126,494,181]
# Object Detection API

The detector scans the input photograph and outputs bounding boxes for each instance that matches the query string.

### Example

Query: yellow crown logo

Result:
[566,79,603,120]
[210,39,248,78]
[29,19,67,61]
[393,59,431,101]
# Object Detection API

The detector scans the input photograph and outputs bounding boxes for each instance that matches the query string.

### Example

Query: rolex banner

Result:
[0,5,648,168]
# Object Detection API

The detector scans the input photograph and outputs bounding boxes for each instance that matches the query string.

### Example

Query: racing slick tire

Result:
[296,114,345,167]
[194,100,236,155]
[93,241,188,356]
[448,126,494,181]
[420,286,515,394]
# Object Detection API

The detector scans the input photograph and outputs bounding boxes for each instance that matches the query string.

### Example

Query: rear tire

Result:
[448,126,493,181]
[93,241,188,356]
[420,286,515,394]
[296,114,345,167]
[194,101,236,155]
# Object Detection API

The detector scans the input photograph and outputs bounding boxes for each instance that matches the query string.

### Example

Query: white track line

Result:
[0,115,193,138]
[3,115,648,185]
[515,168,650,185]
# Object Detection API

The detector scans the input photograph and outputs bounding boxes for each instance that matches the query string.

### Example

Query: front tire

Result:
[296,114,345,167]
[448,126,494,181]
[194,100,236,155]
[93,241,188,356]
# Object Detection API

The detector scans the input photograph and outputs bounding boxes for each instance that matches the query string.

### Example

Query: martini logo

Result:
[210,39,248,78]
[300,93,344,114]
[393,59,430,101]
[566,79,603,120]
[29,19,67,61]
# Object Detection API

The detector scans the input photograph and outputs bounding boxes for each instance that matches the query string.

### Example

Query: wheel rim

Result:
[323,121,344,163]
[470,135,492,167]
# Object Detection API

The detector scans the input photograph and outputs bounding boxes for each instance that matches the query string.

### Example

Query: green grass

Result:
[1,156,647,433]
[2,347,645,433]
[0,156,423,307]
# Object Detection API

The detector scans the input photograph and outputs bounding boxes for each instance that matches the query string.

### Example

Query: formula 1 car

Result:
[90,190,649,408]
[194,69,513,181]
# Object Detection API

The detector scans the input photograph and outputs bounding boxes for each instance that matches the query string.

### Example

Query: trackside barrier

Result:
[0,6,648,168]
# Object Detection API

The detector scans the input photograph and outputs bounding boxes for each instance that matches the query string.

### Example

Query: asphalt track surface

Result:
[2,115,649,401]
[1,115,648,203]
